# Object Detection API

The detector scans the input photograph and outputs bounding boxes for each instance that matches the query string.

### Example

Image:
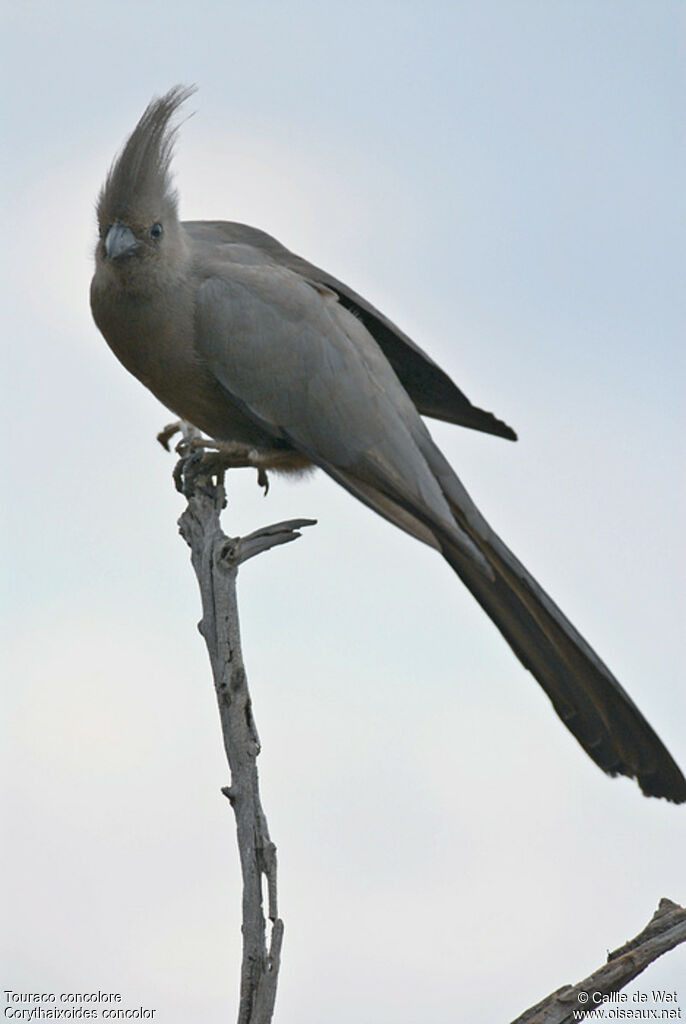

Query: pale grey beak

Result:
[105,223,140,260]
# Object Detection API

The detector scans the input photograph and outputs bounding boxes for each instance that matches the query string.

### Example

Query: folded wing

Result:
[186,219,517,439]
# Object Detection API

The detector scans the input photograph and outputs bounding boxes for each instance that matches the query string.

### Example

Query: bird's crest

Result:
[97,85,196,230]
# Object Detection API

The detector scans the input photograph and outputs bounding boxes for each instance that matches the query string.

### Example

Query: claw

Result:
[257,466,270,494]
[158,421,182,451]
[158,419,200,451]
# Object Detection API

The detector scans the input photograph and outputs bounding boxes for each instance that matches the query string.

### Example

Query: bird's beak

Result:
[105,223,140,260]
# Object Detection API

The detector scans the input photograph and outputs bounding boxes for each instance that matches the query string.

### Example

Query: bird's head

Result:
[95,85,196,276]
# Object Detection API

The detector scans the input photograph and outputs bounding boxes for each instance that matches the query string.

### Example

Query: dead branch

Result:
[513,898,686,1024]
[176,450,314,1024]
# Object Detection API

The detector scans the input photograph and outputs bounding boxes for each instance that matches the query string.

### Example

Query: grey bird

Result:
[90,86,686,803]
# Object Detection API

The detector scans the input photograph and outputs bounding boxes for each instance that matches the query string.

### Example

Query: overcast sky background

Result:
[2,2,685,1021]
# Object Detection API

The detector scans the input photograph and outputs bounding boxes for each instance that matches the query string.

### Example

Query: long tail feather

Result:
[442,525,686,801]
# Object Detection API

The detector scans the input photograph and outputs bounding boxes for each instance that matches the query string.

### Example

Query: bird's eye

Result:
[150,222,163,240]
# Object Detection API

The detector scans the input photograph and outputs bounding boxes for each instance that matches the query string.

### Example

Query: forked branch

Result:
[176,449,314,1024]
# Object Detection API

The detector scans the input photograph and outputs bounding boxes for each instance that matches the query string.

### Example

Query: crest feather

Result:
[98,85,196,227]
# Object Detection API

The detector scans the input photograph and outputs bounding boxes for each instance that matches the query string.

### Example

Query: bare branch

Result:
[177,451,311,1024]
[227,519,317,565]
[513,898,686,1024]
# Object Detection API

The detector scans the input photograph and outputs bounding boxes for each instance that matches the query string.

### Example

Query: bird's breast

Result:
[90,273,300,462]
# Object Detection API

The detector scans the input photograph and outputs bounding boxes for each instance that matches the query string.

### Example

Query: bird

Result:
[90,85,686,803]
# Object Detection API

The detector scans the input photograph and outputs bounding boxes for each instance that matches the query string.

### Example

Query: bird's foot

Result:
[159,423,271,496]
[157,419,202,451]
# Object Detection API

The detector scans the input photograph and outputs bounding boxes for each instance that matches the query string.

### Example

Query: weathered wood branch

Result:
[176,451,314,1024]
[513,898,686,1024]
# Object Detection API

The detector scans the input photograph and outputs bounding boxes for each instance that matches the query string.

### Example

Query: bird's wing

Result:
[194,256,686,803]
[184,220,516,440]
[194,262,491,574]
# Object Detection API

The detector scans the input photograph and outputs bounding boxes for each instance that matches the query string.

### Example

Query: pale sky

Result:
[2,2,685,1021]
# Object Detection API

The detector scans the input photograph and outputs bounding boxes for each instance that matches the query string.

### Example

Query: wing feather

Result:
[185,220,516,439]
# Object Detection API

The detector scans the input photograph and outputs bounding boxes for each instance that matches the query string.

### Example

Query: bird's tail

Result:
[441,515,686,802]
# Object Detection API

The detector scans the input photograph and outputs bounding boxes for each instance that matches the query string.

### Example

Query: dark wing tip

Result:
[463,406,518,441]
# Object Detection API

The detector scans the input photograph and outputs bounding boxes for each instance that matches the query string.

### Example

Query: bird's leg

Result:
[159,423,272,496]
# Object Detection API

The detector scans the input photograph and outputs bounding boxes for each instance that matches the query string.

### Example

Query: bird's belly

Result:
[170,377,312,472]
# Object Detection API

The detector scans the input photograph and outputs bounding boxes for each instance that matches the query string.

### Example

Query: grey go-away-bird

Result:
[90,86,685,803]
